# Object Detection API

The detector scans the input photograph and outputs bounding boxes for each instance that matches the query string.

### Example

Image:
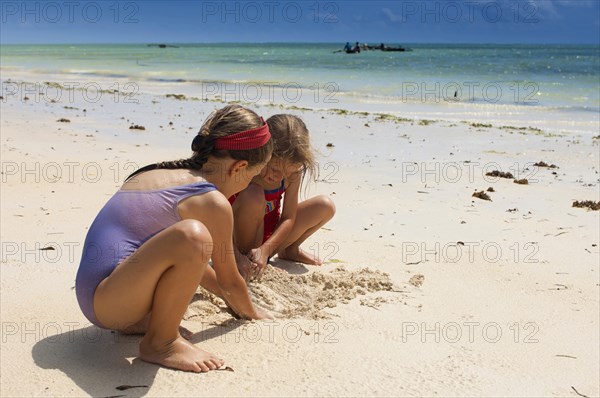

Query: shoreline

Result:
[2,71,599,137]
[2,41,599,118]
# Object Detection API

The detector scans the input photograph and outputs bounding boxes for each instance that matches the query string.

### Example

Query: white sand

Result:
[1,74,599,397]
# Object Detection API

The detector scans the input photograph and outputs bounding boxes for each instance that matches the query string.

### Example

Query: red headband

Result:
[214,118,271,151]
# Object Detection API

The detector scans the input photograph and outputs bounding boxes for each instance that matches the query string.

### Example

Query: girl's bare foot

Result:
[139,335,224,373]
[277,247,323,265]
[121,317,193,340]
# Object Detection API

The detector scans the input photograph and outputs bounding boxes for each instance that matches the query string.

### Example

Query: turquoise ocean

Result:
[1,43,599,113]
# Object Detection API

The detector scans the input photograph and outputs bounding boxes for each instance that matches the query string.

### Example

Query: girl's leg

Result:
[232,183,265,253]
[276,195,336,265]
[92,219,224,373]
[120,314,193,340]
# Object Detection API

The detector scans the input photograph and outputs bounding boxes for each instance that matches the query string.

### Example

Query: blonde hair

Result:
[265,114,316,181]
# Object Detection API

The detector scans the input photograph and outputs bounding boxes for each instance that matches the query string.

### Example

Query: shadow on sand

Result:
[32,321,242,397]
[32,324,157,397]
[269,257,310,275]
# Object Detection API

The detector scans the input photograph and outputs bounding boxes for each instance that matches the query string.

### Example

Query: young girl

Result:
[75,105,273,373]
[230,114,336,279]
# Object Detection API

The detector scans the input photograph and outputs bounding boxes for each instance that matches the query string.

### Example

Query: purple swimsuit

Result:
[75,181,217,327]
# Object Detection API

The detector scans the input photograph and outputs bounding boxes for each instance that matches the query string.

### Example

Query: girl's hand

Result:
[220,294,272,320]
[253,306,274,320]
[235,249,258,282]
[248,248,269,277]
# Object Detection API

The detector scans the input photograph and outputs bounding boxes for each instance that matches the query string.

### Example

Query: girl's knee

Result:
[173,219,213,260]
[315,195,336,218]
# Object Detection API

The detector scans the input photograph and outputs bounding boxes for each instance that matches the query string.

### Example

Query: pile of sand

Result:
[184,267,401,322]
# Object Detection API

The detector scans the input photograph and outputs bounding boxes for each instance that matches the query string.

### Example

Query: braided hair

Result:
[126,105,272,181]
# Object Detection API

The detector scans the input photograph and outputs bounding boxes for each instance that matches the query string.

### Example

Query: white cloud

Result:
[382,7,402,23]
[556,0,595,7]
[528,0,596,20]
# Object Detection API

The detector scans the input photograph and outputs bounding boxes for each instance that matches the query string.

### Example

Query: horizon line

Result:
[1,41,599,46]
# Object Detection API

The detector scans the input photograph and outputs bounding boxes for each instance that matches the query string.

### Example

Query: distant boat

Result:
[335,44,412,54]
[381,46,412,52]
[147,44,179,49]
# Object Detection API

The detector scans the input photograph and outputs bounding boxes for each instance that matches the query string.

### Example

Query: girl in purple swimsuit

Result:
[75,104,273,373]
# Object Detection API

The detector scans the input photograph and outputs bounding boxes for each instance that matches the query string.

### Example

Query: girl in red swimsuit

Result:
[230,114,336,279]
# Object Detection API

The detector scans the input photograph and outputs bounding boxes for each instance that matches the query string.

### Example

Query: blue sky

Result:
[1,0,599,44]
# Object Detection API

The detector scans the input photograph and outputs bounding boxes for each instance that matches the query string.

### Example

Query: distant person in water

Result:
[352,42,361,53]
[344,42,352,52]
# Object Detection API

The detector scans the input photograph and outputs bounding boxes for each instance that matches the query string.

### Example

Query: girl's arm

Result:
[254,171,302,268]
[179,192,270,320]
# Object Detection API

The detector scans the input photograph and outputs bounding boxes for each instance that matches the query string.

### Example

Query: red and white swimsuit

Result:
[262,180,285,242]
[229,179,285,243]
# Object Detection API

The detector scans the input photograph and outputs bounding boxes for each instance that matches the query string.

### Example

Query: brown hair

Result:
[126,104,272,181]
[265,114,316,181]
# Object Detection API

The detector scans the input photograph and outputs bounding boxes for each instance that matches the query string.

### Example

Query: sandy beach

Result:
[1,73,599,397]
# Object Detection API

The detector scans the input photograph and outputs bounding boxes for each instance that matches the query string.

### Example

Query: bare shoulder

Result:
[285,171,303,191]
[178,190,233,223]
[122,169,204,191]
